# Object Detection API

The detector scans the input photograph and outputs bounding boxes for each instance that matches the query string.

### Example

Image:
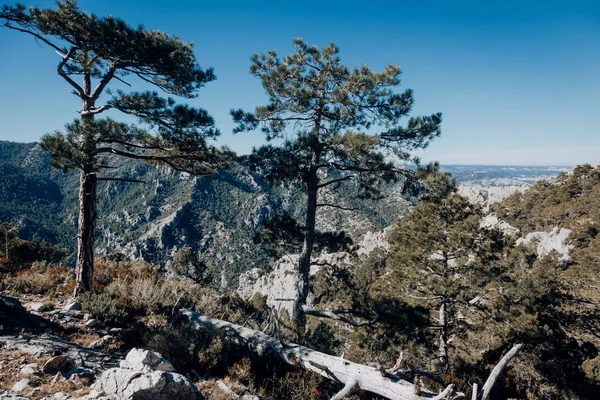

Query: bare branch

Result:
[317,175,354,189]
[302,305,380,327]
[96,177,147,184]
[56,47,86,98]
[480,344,523,400]
[91,63,118,100]
[316,203,355,211]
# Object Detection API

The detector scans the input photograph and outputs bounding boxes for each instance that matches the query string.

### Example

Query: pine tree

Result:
[1,1,233,295]
[232,38,442,331]
[384,170,505,371]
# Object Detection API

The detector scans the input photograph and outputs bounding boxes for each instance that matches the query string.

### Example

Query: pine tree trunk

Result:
[73,106,96,296]
[73,165,96,296]
[293,168,318,333]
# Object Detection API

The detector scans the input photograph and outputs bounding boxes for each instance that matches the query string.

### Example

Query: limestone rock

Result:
[11,379,31,393]
[480,214,520,236]
[17,365,37,377]
[27,303,50,313]
[85,319,101,329]
[89,335,114,349]
[516,227,573,261]
[93,348,201,399]
[0,390,30,399]
[64,301,82,311]
[124,349,176,372]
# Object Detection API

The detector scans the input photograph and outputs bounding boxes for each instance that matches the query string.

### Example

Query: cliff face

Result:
[0,141,411,284]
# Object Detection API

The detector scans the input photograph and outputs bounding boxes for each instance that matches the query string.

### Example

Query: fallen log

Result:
[180,309,464,400]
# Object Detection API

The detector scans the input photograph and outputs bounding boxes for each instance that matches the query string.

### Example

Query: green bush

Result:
[79,291,131,326]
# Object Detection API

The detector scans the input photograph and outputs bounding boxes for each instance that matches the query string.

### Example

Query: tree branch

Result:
[302,305,380,327]
[316,203,355,211]
[56,47,86,98]
[91,63,117,100]
[480,344,523,400]
[317,175,354,189]
[96,177,147,184]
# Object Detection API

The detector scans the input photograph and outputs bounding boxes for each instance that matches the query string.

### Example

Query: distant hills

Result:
[0,141,410,284]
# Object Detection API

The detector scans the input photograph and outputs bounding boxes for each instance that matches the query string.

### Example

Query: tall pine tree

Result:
[1,0,233,295]
[232,38,442,332]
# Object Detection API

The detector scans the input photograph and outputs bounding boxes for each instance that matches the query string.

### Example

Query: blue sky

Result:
[0,0,599,165]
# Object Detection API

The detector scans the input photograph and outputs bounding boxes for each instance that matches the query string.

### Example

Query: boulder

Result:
[0,294,26,314]
[85,319,101,329]
[63,301,82,311]
[11,379,31,393]
[124,349,175,372]
[42,355,75,374]
[27,303,50,313]
[93,348,201,399]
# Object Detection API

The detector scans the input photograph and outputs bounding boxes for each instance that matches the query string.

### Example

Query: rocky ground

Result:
[0,293,257,400]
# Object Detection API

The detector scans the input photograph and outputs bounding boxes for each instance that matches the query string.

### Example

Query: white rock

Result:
[93,368,201,399]
[516,227,573,261]
[85,319,101,328]
[125,349,175,372]
[12,379,31,393]
[63,301,82,311]
[89,335,114,349]
[480,214,520,236]
[18,364,37,377]
[28,302,50,312]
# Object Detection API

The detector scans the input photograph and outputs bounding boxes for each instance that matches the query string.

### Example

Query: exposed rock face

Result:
[516,227,573,261]
[480,215,520,236]
[458,184,527,206]
[94,348,202,400]
[237,229,389,314]
[0,334,119,374]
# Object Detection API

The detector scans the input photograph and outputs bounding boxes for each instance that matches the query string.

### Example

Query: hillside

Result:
[0,141,411,284]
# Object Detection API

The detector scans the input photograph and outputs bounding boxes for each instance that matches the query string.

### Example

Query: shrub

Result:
[79,291,131,326]
[4,264,72,295]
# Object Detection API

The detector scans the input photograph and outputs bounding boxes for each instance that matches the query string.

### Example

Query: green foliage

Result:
[168,245,211,284]
[80,291,131,326]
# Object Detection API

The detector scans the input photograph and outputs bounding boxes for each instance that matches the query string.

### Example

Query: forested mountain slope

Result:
[0,141,410,283]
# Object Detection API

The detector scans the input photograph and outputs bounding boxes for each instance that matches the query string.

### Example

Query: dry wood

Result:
[180,309,464,400]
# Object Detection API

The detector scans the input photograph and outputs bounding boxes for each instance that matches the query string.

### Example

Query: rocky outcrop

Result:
[458,184,527,206]
[516,227,573,261]
[0,334,119,374]
[480,215,520,236]
[93,349,202,400]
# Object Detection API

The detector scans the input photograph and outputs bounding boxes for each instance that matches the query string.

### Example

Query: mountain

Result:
[0,141,411,284]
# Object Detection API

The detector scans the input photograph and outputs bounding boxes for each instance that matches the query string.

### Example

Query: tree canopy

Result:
[233,38,442,332]
[1,0,233,294]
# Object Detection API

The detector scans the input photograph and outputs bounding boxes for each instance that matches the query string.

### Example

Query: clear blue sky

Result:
[0,0,599,165]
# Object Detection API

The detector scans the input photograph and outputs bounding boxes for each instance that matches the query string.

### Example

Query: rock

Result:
[63,301,82,311]
[27,302,50,312]
[516,227,573,261]
[94,368,202,399]
[85,319,101,328]
[0,294,26,314]
[0,390,30,399]
[124,349,176,372]
[44,392,70,400]
[108,328,122,335]
[480,214,520,236]
[89,335,114,349]
[93,348,201,399]
[18,364,37,377]
[42,355,75,374]
[11,379,31,393]
[50,372,65,385]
